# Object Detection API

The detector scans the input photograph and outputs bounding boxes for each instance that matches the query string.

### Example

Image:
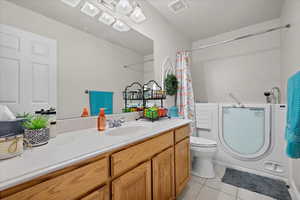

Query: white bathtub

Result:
[195,103,289,181]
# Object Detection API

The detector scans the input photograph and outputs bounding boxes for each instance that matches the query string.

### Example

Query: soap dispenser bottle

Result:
[98,108,106,131]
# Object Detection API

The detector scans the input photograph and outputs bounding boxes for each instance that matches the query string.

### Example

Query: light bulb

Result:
[88,3,95,10]
[116,0,133,15]
[98,12,115,26]
[80,2,100,17]
[112,20,131,32]
[130,5,146,23]
[61,0,81,7]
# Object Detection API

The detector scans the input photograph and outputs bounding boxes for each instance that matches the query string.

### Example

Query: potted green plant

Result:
[23,115,50,147]
[164,74,179,117]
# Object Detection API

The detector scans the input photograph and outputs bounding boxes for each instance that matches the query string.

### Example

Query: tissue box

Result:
[0,119,24,137]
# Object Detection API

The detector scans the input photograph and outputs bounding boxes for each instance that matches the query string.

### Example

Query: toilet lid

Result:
[190,136,217,147]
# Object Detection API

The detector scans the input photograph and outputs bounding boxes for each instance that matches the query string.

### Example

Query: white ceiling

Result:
[6,0,153,56]
[147,0,284,41]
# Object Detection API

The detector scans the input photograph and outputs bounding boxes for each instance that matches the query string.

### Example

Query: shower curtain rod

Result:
[123,59,154,69]
[189,24,291,52]
[124,24,290,69]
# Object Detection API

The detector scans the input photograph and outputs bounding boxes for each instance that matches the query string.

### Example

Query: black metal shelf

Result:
[125,98,143,101]
[144,98,167,100]
[123,80,166,114]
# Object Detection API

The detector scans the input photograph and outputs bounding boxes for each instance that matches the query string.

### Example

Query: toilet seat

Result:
[190,136,217,148]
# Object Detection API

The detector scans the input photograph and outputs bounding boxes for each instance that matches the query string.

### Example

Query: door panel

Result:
[0,57,20,104]
[112,161,152,200]
[175,138,190,196]
[152,147,175,200]
[0,24,57,114]
[0,32,20,50]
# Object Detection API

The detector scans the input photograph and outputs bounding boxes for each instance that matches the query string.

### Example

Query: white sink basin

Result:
[105,125,148,136]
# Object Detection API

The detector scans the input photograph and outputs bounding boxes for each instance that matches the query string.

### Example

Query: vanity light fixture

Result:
[61,0,81,7]
[116,0,133,15]
[61,0,145,32]
[97,0,116,11]
[101,0,115,3]
[168,0,188,14]
[112,20,130,32]
[98,12,116,26]
[81,2,100,17]
[130,4,146,23]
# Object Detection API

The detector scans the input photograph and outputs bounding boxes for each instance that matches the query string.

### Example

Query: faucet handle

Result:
[118,117,125,123]
[107,119,115,128]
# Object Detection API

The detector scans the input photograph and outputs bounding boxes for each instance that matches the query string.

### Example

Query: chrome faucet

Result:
[108,118,125,128]
[271,87,281,104]
[229,93,244,107]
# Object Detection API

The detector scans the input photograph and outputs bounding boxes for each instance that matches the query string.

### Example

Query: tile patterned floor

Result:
[177,166,296,200]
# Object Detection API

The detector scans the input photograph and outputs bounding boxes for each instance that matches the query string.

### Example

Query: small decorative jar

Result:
[0,134,24,160]
[24,128,50,147]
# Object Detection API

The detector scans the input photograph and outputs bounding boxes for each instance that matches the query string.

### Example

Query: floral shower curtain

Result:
[175,51,196,135]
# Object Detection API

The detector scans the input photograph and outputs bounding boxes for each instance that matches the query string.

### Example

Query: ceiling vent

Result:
[168,0,188,14]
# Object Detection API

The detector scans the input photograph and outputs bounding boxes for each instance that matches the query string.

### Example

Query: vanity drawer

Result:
[175,125,190,143]
[111,131,173,176]
[3,158,108,200]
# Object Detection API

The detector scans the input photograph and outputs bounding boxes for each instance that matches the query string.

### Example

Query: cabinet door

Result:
[112,161,152,200]
[175,138,190,196]
[152,147,175,200]
[81,186,108,200]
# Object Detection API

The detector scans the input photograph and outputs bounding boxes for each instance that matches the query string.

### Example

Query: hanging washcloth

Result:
[286,71,300,158]
[89,91,113,116]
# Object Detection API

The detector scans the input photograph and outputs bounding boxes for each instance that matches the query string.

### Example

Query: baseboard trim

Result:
[214,160,288,182]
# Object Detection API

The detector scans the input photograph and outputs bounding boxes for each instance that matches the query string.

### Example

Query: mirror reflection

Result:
[1,0,154,120]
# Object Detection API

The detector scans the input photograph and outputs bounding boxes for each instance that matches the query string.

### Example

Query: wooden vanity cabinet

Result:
[1,158,108,200]
[175,138,191,196]
[81,186,109,200]
[111,131,173,177]
[112,161,152,200]
[152,147,175,200]
[0,125,191,200]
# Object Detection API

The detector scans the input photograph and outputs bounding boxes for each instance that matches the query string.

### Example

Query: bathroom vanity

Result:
[0,119,191,200]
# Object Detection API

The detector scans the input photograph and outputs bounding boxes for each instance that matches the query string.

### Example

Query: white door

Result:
[0,24,57,115]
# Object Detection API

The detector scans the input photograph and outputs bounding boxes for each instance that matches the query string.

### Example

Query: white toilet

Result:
[190,136,217,178]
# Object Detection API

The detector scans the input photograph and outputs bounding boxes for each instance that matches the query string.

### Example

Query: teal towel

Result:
[89,91,113,116]
[286,71,300,158]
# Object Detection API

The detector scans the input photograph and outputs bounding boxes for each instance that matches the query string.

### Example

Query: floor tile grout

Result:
[202,182,238,199]
[236,188,240,200]
[181,171,292,200]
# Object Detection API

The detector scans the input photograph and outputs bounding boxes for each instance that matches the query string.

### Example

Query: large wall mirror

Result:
[0,0,154,119]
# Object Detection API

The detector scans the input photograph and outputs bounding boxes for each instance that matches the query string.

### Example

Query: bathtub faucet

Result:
[264,87,281,104]
[229,93,245,107]
[271,87,281,104]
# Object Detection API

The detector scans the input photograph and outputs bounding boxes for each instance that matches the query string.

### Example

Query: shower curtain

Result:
[175,51,196,135]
